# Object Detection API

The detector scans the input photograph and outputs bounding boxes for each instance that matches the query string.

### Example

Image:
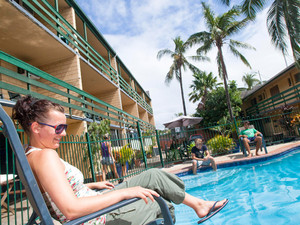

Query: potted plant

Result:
[134,150,143,167]
[146,145,153,158]
[113,144,134,176]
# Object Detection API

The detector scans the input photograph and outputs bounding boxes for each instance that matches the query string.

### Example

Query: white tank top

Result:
[25,146,106,224]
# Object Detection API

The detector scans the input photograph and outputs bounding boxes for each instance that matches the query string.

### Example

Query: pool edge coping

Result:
[174,144,300,177]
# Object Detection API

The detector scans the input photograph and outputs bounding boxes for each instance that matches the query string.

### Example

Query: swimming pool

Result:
[174,147,300,225]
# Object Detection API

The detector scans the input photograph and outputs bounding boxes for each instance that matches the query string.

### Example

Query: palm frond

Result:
[196,39,214,55]
[242,0,266,18]
[229,43,252,68]
[267,1,288,55]
[219,6,241,28]
[189,55,210,62]
[164,63,177,84]
[157,49,174,60]
[187,31,211,47]
[201,2,216,31]
[186,62,200,74]
[282,0,300,67]
[218,0,231,6]
[226,17,251,35]
[230,40,256,50]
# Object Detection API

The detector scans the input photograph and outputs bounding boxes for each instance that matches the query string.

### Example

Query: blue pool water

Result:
[174,148,300,225]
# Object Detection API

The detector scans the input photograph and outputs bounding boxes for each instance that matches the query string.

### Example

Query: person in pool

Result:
[12,95,228,225]
[239,120,263,157]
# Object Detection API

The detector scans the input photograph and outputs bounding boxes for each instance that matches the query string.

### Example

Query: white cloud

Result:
[75,0,294,129]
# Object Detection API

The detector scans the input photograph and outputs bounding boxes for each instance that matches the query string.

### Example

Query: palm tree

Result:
[187,3,254,120]
[174,112,184,117]
[188,71,219,109]
[242,72,261,90]
[219,0,300,67]
[157,36,208,116]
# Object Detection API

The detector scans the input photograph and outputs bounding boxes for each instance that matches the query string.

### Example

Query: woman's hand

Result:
[87,181,115,190]
[120,186,159,204]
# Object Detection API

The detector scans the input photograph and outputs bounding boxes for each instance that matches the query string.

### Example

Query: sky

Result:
[75,0,294,129]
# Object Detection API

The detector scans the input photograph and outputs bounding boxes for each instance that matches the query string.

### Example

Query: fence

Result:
[1,110,300,224]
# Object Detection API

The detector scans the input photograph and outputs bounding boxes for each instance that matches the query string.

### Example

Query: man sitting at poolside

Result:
[239,120,263,157]
[191,138,217,174]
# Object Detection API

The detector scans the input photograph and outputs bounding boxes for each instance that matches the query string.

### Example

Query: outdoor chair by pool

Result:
[0,104,174,225]
[239,125,268,157]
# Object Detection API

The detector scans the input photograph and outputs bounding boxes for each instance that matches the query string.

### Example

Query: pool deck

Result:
[162,140,300,175]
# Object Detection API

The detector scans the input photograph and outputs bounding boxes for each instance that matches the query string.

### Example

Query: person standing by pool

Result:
[100,134,120,181]
[12,95,228,224]
[191,138,217,174]
[239,121,262,157]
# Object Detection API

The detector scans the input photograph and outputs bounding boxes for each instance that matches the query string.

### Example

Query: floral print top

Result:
[25,147,106,224]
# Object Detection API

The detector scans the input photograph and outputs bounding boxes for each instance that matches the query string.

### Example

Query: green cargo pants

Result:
[106,168,185,225]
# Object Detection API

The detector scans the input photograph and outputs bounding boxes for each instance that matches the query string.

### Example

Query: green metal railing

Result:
[119,76,153,114]
[246,84,300,115]
[11,0,153,114]
[0,51,154,131]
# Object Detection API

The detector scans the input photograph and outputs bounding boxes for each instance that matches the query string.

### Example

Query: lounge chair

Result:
[239,125,268,157]
[0,104,174,225]
[1,174,17,214]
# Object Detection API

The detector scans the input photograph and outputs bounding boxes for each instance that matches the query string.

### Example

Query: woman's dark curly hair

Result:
[12,95,64,134]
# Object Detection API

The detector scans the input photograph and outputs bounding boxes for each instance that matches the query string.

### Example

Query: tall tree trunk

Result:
[217,46,234,120]
[179,67,187,116]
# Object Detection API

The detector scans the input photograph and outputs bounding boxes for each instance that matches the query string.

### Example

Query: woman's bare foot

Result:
[247,154,252,158]
[182,194,228,219]
[194,199,227,218]
[256,152,261,156]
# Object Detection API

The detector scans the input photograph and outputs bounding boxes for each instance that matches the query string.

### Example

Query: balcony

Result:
[245,84,300,116]
[1,0,153,115]
[0,51,154,131]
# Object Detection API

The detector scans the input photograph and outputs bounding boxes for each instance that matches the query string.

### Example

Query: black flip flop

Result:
[197,199,229,224]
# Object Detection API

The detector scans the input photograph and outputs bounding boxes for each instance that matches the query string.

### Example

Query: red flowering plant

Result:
[279,105,294,134]
[291,114,300,126]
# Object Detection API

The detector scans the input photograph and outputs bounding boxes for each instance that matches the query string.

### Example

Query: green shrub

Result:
[187,141,195,155]
[206,135,236,155]
[113,144,134,165]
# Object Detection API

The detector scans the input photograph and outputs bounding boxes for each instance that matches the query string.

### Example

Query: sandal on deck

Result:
[197,199,229,224]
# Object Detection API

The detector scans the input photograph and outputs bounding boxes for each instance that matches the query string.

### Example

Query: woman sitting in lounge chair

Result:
[12,95,228,225]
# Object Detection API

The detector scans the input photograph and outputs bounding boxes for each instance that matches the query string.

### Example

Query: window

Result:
[258,95,263,101]
[270,85,280,102]
[270,85,280,96]
[258,93,266,101]
[294,73,300,83]
[250,98,257,106]
[17,67,25,74]
[17,67,40,80]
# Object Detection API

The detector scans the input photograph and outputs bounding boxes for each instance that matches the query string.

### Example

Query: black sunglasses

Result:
[37,122,68,134]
